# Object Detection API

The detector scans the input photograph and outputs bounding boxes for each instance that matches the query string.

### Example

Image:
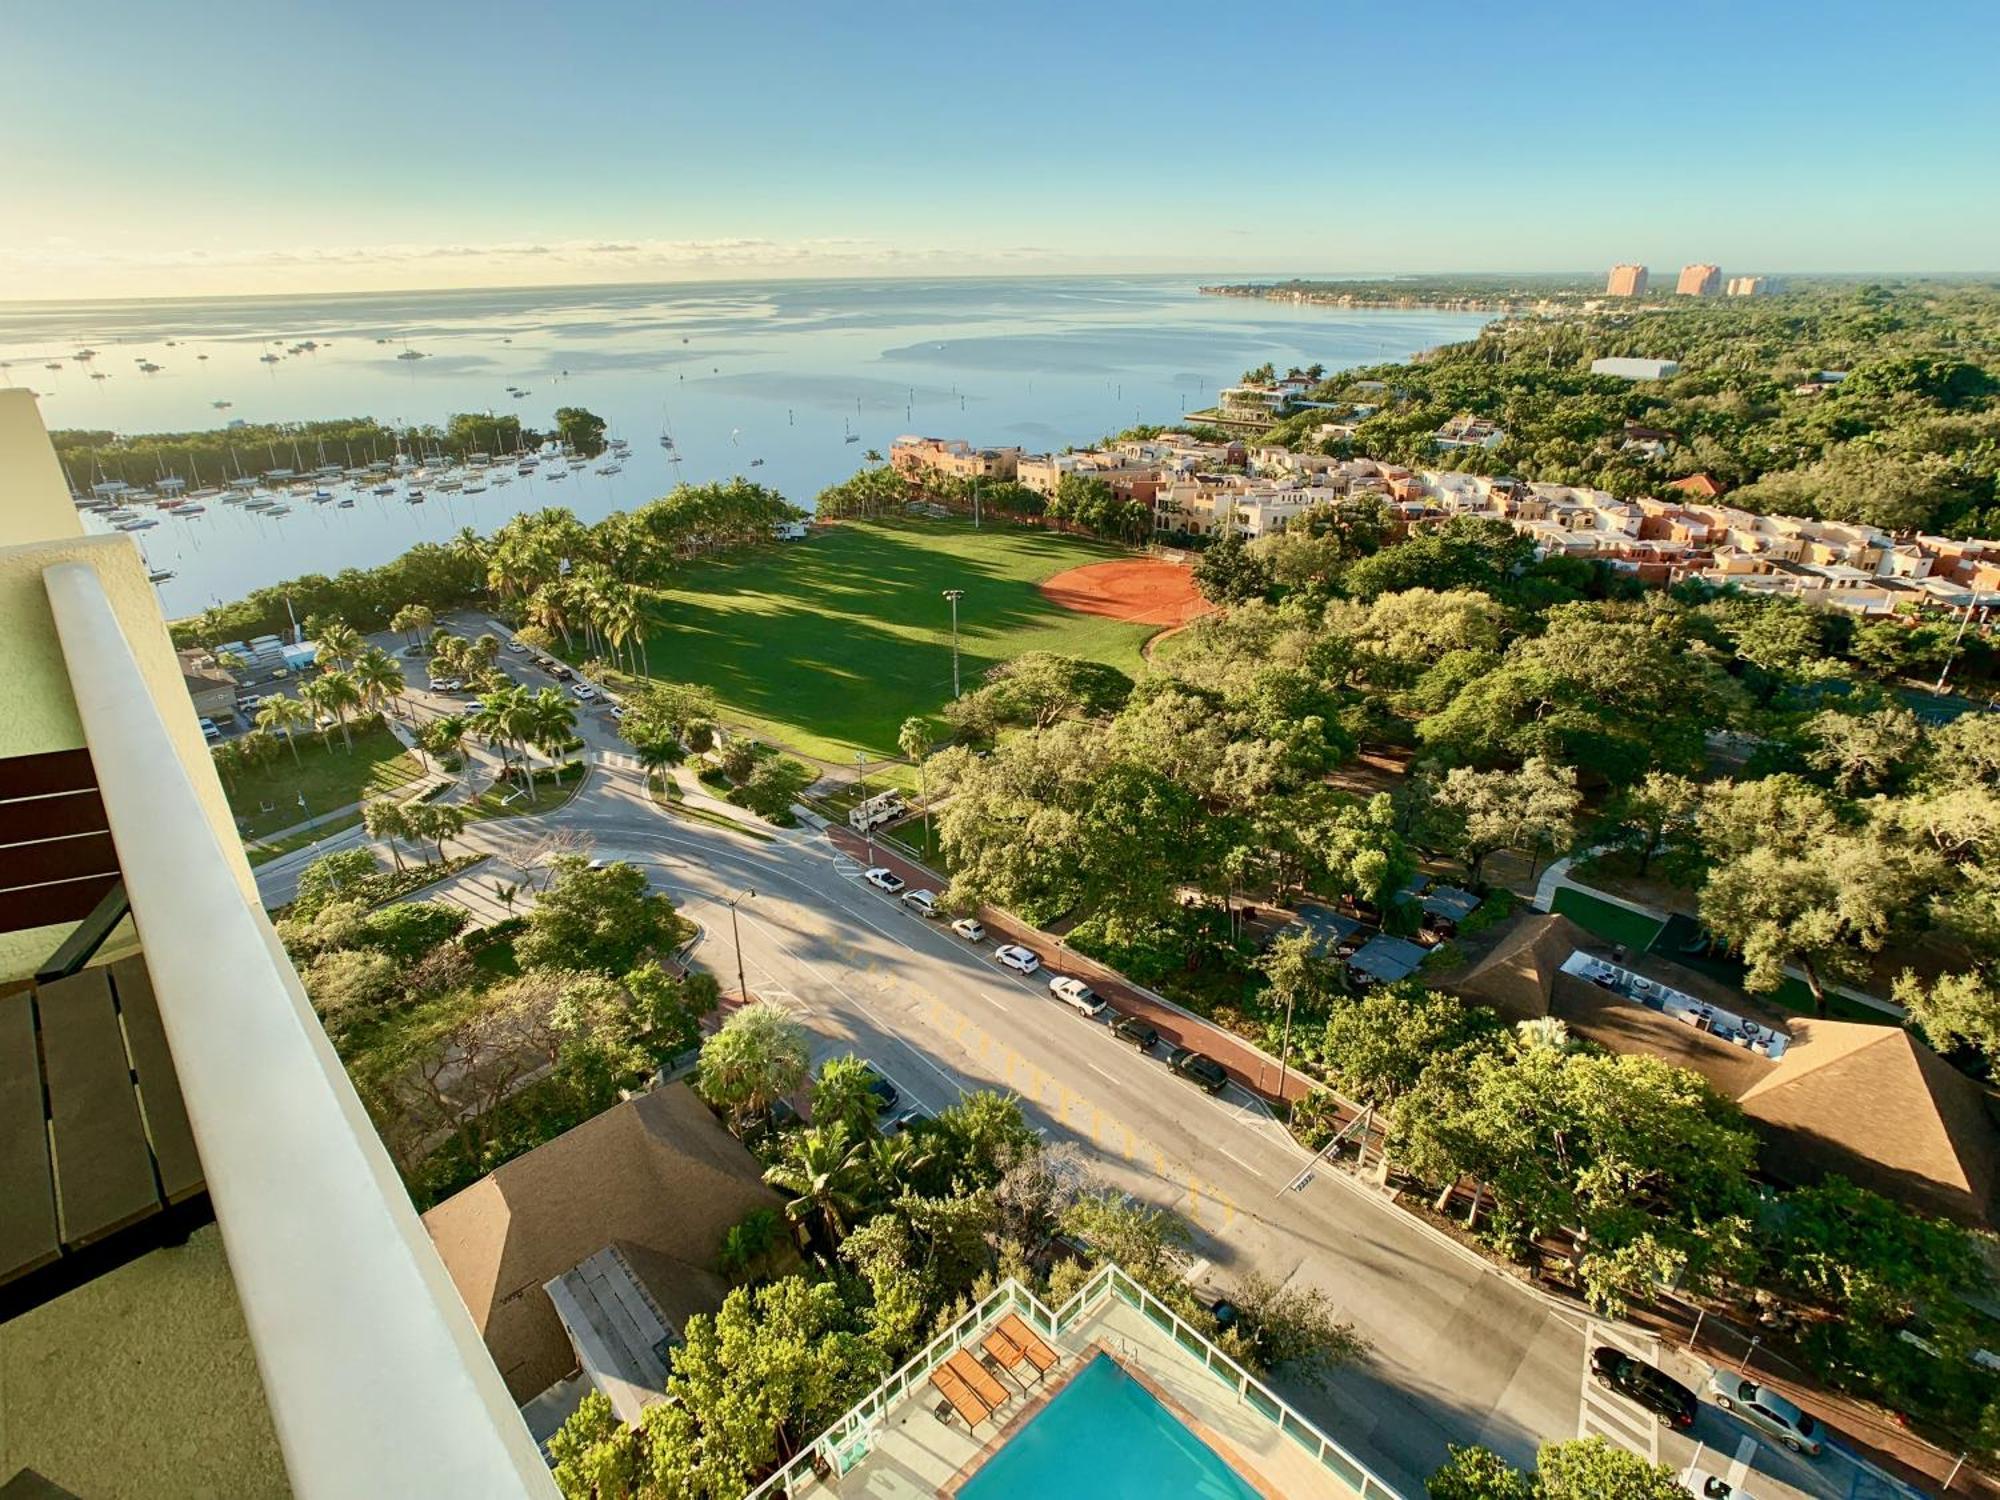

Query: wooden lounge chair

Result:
[999,1313,1059,1376]
[983,1326,1039,1383]
[929,1364,991,1430]
[948,1349,1010,1411]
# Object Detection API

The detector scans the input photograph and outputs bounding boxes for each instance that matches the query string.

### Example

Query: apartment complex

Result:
[1727,275,1774,297]
[888,435,1023,482]
[1605,263,1649,296]
[1676,263,1723,297]
[0,388,560,1497]
[1590,356,1681,381]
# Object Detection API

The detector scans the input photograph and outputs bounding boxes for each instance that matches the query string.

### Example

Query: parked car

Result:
[464,700,485,716]
[198,716,220,742]
[994,943,1041,975]
[901,889,938,917]
[506,641,527,654]
[1705,1372,1821,1455]
[865,1071,900,1113]
[551,665,574,681]
[426,677,463,693]
[1168,1047,1228,1094]
[1591,1347,1697,1430]
[1112,1015,1159,1051]
[1048,975,1107,1017]
[951,917,987,944]
[864,867,906,895]
[571,683,597,701]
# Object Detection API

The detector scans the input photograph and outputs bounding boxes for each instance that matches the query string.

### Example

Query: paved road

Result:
[255,621,1874,1500]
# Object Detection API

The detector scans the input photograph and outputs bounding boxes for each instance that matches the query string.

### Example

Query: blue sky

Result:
[3,0,1995,297]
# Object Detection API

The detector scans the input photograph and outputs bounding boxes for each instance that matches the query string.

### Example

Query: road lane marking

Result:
[1725,1435,1755,1489]
[1211,1143,1263,1178]
[1084,1060,1117,1083]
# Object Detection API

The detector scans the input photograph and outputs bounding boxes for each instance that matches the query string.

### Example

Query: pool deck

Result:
[823,1295,1362,1499]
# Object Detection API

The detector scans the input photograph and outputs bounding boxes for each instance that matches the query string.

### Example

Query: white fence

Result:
[744,1263,1405,1500]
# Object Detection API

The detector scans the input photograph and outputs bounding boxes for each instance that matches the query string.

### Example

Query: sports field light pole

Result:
[856,751,875,864]
[724,887,755,1004]
[942,589,964,699]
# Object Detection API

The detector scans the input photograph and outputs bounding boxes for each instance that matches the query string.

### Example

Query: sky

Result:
[2,0,1996,301]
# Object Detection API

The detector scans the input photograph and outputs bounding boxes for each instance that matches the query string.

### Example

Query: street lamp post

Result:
[856,751,874,864]
[941,589,964,699]
[725,887,755,1004]
[1276,988,1296,1103]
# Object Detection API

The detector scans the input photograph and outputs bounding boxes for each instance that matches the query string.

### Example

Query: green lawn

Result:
[637,519,1162,760]
[224,721,426,838]
[1551,887,1666,953]
[465,760,587,821]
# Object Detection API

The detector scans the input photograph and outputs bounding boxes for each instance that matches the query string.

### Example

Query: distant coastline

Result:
[1199,277,1594,316]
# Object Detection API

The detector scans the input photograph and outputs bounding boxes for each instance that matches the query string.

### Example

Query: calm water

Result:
[958,1352,1263,1499]
[0,277,1486,615]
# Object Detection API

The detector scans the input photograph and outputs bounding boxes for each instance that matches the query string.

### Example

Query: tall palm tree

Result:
[420,714,469,772]
[315,620,363,673]
[411,802,469,864]
[362,797,413,872]
[352,646,405,721]
[763,1123,869,1251]
[211,739,243,795]
[256,695,312,768]
[527,688,578,787]
[303,671,362,752]
[810,1055,884,1139]
[389,604,434,651]
[633,733,684,794]
[899,716,934,858]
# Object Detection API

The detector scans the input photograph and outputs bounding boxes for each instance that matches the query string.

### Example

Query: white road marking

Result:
[1211,1143,1263,1178]
[1084,1060,1117,1083]
[1725,1435,1756,1489]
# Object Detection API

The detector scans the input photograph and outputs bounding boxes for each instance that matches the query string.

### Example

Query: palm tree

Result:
[810,1055,884,1139]
[315,620,363,673]
[389,604,434,650]
[527,688,578,789]
[634,733,685,794]
[899,716,934,858]
[419,714,469,773]
[863,1131,934,1206]
[763,1123,869,1251]
[352,646,405,721]
[256,695,312,768]
[362,797,413,872]
[423,803,469,864]
[716,1206,785,1285]
[303,670,362,752]
[211,739,243,795]
[470,686,531,779]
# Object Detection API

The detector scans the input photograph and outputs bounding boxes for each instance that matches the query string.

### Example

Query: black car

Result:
[1590,1346,1697,1429]
[865,1073,901,1113]
[1112,1015,1160,1051]
[1168,1047,1228,1094]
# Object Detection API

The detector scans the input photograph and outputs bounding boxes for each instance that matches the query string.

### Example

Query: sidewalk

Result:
[827,826,1316,1106]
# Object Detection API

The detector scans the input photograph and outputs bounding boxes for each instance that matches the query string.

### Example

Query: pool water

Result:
[958,1351,1264,1499]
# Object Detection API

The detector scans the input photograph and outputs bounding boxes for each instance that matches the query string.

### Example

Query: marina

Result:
[0,277,1484,611]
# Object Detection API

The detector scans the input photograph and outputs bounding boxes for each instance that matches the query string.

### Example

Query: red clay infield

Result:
[1038,557,1212,628]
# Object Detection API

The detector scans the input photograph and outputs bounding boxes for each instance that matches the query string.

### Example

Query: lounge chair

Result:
[999,1313,1059,1376]
[983,1327,1040,1383]
[949,1349,1011,1411]
[929,1364,991,1430]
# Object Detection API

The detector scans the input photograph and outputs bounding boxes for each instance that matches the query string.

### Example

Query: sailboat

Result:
[659,404,677,451]
[844,418,860,444]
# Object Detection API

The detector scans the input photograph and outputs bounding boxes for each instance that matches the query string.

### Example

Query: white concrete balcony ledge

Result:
[43,559,558,1499]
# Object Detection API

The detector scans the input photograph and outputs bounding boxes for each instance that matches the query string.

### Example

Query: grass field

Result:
[224,721,426,838]
[637,519,1163,760]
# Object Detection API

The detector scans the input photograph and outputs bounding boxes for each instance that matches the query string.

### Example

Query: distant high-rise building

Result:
[1677,264,1722,297]
[1727,276,1772,297]
[1606,264,1649,297]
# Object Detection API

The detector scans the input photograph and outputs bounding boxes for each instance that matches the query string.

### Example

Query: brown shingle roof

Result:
[1736,1021,1999,1226]
[421,1082,785,1401]
[1447,913,2000,1226]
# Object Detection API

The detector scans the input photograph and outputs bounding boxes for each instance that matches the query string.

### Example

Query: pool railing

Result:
[742,1262,1406,1500]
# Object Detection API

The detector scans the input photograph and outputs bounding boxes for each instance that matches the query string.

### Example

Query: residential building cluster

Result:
[892,430,2000,615]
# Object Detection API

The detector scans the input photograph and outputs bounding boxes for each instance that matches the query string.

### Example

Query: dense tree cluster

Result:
[1255,281,2000,537]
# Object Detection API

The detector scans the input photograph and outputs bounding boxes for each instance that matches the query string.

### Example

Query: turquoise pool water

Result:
[958,1351,1264,1499]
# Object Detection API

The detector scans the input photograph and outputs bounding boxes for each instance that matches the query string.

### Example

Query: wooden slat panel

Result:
[0,748,97,800]
[108,957,203,1204]
[0,789,109,845]
[0,832,120,893]
[0,989,60,1284]
[37,969,161,1246]
[0,876,119,933]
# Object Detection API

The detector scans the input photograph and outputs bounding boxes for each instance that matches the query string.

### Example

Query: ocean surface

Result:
[0,276,1487,615]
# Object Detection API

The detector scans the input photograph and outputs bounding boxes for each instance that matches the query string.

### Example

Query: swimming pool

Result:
[958,1351,1264,1499]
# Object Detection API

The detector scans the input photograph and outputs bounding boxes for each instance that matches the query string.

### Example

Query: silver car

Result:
[1705,1372,1822,1456]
